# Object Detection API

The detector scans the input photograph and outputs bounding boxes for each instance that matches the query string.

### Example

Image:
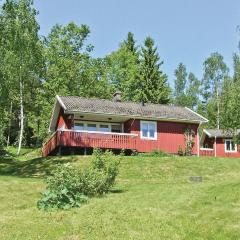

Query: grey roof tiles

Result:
[58,96,207,123]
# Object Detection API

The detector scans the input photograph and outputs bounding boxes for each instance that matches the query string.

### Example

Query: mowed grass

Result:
[0,148,240,240]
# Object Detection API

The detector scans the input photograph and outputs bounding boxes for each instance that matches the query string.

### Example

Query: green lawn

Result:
[0,148,240,240]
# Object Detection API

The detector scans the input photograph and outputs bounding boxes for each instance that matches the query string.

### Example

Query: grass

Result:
[0,148,240,239]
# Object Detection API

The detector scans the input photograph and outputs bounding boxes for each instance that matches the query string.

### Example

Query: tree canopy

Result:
[0,0,239,149]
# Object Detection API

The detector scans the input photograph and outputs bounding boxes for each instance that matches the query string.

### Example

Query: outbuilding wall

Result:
[202,136,240,157]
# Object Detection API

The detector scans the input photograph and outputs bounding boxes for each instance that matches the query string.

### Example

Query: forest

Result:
[1,0,240,154]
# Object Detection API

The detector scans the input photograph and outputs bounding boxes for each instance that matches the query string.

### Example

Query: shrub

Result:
[178,145,184,156]
[37,149,120,210]
[139,149,169,157]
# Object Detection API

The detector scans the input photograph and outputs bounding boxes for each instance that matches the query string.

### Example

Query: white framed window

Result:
[74,121,122,133]
[225,139,237,153]
[74,122,84,131]
[87,123,97,131]
[99,124,109,132]
[140,121,157,140]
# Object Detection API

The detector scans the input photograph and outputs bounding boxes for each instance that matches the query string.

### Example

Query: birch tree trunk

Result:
[17,73,24,156]
[6,101,12,148]
[216,86,220,130]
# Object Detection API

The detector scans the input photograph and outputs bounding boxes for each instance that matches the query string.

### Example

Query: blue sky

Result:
[35,0,240,86]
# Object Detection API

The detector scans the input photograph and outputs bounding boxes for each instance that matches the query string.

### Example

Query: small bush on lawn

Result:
[139,149,169,157]
[37,149,120,210]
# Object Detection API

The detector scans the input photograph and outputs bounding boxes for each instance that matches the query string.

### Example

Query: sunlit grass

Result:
[0,149,240,239]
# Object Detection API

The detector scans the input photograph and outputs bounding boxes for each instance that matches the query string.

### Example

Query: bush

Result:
[139,149,169,157]
[178,145,184,156]
[37,149,120,210]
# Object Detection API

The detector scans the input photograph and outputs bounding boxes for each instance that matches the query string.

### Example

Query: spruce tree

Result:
[186,72,201,110]
[173,63,187,106]
[135,37,170,104]
[123,32,138,55]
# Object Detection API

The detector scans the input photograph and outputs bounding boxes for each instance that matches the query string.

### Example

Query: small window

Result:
[74,123,84,131]
[140,121,157,140]
[99,124,109,132]
[87,123,97,131]
[225,139,237,152]
[111,125,121,133]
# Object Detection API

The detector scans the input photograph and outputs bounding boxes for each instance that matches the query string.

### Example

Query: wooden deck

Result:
[42,130,138,157]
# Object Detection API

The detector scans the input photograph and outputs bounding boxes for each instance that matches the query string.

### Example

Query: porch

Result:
[42,130,138,157]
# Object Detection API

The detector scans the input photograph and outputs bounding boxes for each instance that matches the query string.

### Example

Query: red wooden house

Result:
[42,93,208,156]
[200,129,240,157]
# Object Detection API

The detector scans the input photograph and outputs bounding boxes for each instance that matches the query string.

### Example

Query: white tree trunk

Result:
[216,87,220,130]
[6,101,12,148]
[17,79,24,156]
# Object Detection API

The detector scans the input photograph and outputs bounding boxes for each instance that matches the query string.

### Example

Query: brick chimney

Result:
[113,91,122,102]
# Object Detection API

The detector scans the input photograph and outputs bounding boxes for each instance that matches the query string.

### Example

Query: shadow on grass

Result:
[0,156,78,178]
[109,189,125,194]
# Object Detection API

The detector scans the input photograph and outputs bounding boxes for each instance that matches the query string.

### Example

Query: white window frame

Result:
[140,121,157,140]
[74,120,122,133]
[224,139,237,153]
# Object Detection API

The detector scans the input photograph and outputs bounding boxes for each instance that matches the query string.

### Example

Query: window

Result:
[111,124,121,133]
[140,121,157,140]
[74,123,84,131]
[87,123,97,131]
[225,139,237,152]
[99,124,109,132]
[74,121,122,133]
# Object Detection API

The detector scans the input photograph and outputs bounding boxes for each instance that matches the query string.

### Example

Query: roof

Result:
[203,129,240,138]
[57,95,208,123]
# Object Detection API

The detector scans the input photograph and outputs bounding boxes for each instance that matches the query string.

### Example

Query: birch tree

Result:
[202,53,228,129]
[0,0,43,154]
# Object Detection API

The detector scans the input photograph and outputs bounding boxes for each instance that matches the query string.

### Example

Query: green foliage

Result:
[1,0,239,153]
[174,63,187,106]
[2,153,240,239]
[135,37,171,104]
[173,63,201,109]
[184,128,195,156]
[104,43,139,101]
[37,149,120,210]
[139,149,169,157]
[201,52,229,129]
[185,72,201,110]
[177,145,184,156]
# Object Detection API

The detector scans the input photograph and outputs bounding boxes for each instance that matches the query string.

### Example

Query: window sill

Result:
[140,137,157,141]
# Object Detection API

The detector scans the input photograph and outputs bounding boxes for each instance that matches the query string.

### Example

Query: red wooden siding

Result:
[199,149,214,157]
[215,138,240,157]
[43,110,201,156]
[201,137,240,157]
[56,109,73,130]
[124,119,199,154]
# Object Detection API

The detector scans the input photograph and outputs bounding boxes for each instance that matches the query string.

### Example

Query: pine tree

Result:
[135,37,170,104]
[122,32,138,55]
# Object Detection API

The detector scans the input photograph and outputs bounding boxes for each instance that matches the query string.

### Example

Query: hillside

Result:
[0,148,240,239]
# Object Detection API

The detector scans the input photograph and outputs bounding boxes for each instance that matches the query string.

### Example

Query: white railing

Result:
[58,129,138,137]
[200,147,214,151]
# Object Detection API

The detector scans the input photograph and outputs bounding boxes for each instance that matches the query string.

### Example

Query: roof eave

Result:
[66,110,204,124]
